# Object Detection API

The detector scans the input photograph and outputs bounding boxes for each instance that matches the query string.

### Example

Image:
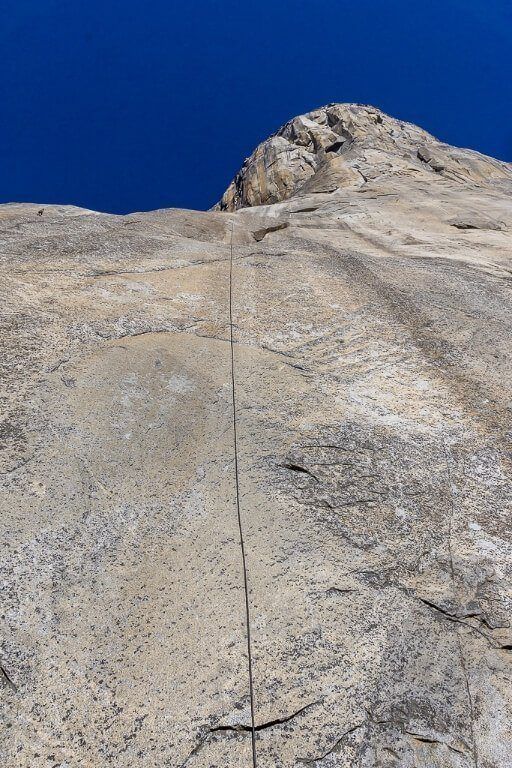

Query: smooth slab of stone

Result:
[1,105,512,767]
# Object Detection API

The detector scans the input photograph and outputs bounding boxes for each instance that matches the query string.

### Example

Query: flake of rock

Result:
[449,214,505,231]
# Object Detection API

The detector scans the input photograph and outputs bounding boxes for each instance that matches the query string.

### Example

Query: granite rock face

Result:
[215,103,512,210]
[1,105,511,768]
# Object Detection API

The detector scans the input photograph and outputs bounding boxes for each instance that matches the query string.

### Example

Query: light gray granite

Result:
[1,105,511,767]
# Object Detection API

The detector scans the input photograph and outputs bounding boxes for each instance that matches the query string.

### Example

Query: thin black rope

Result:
[229,222,257,768]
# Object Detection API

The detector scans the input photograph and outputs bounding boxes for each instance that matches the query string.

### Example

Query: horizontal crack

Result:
[279,463,319,482]
[89,266,176,277]
[405,729,468,755]
[88,256,231,278]
[103,322,204,341]
[211,700,321,734]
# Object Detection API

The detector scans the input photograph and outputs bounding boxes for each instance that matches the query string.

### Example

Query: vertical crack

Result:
[229,223,258,768]
[443,438,479,768]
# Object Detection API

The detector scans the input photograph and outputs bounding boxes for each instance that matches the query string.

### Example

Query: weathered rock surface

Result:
[1,105,511,768]
[216,103,512,210]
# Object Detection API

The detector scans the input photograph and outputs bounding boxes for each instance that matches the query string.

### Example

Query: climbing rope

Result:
[229,222,258,767]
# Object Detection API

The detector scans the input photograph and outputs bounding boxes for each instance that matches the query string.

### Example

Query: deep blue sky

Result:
[1,0,511,214]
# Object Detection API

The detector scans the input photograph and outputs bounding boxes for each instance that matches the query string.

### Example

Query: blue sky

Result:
[1,0,511,214]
